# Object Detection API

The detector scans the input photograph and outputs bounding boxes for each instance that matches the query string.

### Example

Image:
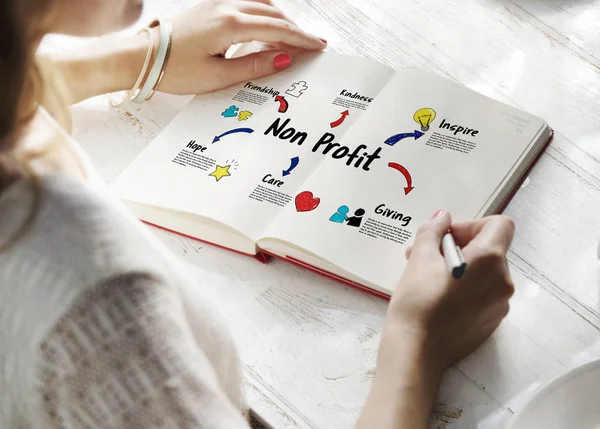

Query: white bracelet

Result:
[145,20,173,101]
[131,18,172,104]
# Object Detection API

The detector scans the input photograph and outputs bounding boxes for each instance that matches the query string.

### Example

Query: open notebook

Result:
[112,51,552,297]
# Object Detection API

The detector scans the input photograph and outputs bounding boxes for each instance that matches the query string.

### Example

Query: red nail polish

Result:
[432,209,446,219]
[274,54,291,70]
[319,38,328,44]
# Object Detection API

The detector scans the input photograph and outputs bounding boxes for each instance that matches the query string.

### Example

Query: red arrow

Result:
[330,110,350,128]
[388,162,414,195]
[275,95,289,113]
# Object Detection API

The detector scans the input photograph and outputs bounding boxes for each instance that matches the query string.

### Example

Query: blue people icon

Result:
[329,205,350,223]
[346,208,365,227]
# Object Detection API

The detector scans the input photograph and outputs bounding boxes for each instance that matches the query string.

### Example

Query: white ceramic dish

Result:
[508,359,600,429]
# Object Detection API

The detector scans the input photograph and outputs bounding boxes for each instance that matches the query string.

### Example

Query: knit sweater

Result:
[0,174,251,429]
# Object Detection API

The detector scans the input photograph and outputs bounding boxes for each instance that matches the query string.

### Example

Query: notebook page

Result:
[112,52,394,238]
[259,70,546,292]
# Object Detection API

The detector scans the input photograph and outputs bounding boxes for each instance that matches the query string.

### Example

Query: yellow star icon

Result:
[209,164,231,181]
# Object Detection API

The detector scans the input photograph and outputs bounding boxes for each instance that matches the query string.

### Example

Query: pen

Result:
[442,232,467,279]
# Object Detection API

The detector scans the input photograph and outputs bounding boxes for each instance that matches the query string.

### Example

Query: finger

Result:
[459,215,515,257]
[253,42,304,54]
[450,219,489,247]
[411,210,452,258]
[451,215,515,248]
[228,41,303,63]
[214,50,292,86]
[244,0,274,4]
[230,15,326,50]
[405,246,413,260]
[237,1,294,23]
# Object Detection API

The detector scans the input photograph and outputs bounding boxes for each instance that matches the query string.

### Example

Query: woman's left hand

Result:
[49,0,325,104]
[158,0,326,95]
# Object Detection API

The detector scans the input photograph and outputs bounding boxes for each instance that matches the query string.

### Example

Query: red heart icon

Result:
[295,191,320,212]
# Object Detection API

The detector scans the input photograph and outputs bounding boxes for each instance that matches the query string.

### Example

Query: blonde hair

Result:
[0,0,70,250]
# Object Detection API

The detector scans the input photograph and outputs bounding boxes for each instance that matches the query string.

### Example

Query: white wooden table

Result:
[43,0,600,427]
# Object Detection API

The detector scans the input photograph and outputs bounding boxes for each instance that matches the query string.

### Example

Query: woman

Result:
[0,0,516,428]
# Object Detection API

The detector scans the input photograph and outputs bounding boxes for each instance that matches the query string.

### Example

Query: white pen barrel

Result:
[442,233,463,271]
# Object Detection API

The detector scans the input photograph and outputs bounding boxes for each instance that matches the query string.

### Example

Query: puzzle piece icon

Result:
[285,81,308,98]
[221,105,239,118]
[238,110,253,121]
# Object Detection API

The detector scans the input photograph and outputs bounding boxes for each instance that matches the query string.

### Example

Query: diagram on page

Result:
[256,69,547,291]
[383,107,436,146]
[220,105,254,121]
[112,53,397,242]
[285,80,309,98]
[328,205,366,227]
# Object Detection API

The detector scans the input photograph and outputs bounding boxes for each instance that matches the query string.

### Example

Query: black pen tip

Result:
[452,263,467,279]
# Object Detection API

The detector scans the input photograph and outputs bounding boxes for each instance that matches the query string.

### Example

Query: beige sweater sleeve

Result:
[36,271,252,429]
[0,174,255,429]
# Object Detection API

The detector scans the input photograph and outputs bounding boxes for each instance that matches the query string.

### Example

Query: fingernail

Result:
[319,38,328,44]
[274,54,291,70]
[432,209,446,219]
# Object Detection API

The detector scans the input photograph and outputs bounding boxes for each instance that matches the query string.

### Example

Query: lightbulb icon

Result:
[413,108,437,132]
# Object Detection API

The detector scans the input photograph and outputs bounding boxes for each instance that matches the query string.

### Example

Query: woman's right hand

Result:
[385,210,515,372]
[356,210,515,429]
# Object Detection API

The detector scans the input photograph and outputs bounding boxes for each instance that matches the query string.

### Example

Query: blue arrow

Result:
[384,130,425,146]
[212,127,254,143]
[282,156,300,176]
